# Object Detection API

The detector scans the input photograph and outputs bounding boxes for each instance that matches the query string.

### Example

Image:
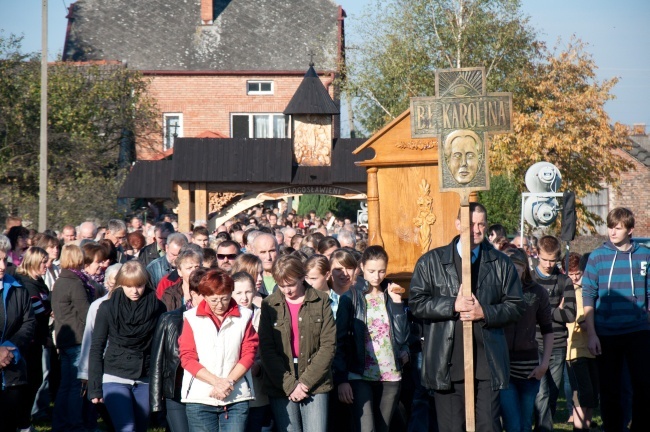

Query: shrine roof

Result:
[283,66,340,115]
[118,160,173,199]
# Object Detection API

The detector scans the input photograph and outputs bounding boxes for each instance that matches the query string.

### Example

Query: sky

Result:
[3,0,649,129]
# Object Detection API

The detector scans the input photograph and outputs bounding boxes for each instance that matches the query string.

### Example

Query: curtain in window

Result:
[254,115,270,138]
[273,115,287,138]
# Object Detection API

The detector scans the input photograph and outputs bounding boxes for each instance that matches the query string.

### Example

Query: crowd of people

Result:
[0,203,647,432]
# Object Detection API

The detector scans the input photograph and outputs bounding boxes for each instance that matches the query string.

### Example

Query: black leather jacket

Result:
[149,306,185,412]
[333,280,410,385]
[409,238,524,391]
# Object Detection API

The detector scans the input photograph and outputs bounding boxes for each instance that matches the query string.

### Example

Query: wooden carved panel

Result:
[413,179,437,254]
[209,192,243,214]
[293,115,332,166]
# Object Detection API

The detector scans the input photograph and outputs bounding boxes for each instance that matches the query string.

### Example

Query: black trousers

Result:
[597,330,650,432]
[433,380,501,432]
[0,385,30,432]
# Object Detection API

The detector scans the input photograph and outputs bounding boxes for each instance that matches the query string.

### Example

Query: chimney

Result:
[201,0,213,25]
[632,123,646,136]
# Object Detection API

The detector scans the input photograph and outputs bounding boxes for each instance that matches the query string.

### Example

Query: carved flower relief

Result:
[413,179,437,253]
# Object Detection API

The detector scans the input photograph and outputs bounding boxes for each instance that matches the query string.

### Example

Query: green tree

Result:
[490,39,631,232]
[345,0,540,133]
[477,174,521,234]
[0,33,159,227]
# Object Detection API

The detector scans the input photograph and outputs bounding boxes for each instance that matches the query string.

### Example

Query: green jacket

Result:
[259,285,336,397]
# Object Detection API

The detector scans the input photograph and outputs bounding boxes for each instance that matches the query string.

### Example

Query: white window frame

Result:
[246,80,274,95]
[230,113,290,138]
[163,113,183,150]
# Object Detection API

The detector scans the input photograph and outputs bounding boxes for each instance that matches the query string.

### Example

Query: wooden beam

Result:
[177,182,191,233]
[459,192,475,432]
[366,167,384,247]
[195,182,208,223]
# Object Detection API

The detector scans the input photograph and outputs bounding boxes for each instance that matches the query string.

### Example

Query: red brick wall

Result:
[608,149,650,237]
[136,74,337,159]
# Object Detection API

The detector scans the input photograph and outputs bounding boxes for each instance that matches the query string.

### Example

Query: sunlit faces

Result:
[360,259,387,288]
[455,210,487,248]
[233,279,256,309]
[216,245,239,272]
[537,250,560,276]
[277,278,306,301]
[45,244,59,266]
[192,234,209,248]
[39,256,48,276]
[608,222,633,248]
[85,258,103,276]
[0,250,7,280]
[568,270,583,286]
[205,293,232,316]
[123,285,146,301]
[253,236,278,272]
[166,243,182,267]
[329,259,355,292]
[305,267,330,292]
[62,227,76,244]
[322,246,338,260]
[178,259,201,283]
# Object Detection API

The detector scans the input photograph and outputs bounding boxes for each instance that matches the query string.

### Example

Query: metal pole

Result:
[39,0,48,231]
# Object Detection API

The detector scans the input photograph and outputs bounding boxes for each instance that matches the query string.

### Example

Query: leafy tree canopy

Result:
[0,33,159,228]
[490,39,631,232]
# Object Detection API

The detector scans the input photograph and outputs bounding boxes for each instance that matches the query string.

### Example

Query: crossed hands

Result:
[454,288,484,322]
[210,377,234,401]
[289,382,310,403]
[0,346,15,369]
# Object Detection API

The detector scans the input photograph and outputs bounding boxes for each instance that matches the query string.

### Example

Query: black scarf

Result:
[108,287,162,352]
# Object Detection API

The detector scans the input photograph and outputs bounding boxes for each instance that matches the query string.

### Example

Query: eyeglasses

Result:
[217,254,238,260]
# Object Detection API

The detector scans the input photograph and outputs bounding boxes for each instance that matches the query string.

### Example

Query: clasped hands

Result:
[210,377,234,400]
[454,288,484,322]
[289,382,310,403]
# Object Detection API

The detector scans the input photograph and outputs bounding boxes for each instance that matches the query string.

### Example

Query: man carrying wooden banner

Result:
[409,68,524,432]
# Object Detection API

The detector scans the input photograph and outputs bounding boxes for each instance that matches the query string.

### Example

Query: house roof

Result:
[63,0,341,72]
[627,133,650,169]
[283,65,340,115]
[118,160,173,199]
[118,137,372,198]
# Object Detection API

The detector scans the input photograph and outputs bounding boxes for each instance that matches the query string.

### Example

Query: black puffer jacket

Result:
[0,275,35,388]
[333,279,410,385]
[149,306,185,412]
[409,238,524,391]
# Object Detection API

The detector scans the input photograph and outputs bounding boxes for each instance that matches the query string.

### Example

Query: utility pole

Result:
[39,0,48,231]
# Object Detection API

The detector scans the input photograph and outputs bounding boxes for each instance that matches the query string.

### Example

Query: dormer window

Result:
[247,81,273,95]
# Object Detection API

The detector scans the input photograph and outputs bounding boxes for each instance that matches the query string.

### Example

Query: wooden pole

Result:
[459,191,475,431]
[366,167,384,247]
[38,0,48,231]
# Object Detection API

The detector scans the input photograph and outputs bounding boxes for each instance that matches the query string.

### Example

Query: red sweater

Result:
[178,299,258,377]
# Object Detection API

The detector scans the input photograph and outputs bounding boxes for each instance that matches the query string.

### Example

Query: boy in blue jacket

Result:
[583,207,650,432]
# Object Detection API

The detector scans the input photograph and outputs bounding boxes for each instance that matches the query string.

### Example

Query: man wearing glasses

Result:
[532,235,576,432]
[215,241,240,273]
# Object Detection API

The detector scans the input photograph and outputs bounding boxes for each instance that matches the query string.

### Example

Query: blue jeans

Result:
[408,352,434,432]
[166,398,190,432]
[52,345,85,432]
[270,393,328,432]
[103,382,151,432]
[500,377,541,432]
[186,401,249,432]
[534,347,566,432]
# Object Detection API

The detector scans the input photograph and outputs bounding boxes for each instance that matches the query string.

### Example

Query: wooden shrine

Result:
[352,111,463,285]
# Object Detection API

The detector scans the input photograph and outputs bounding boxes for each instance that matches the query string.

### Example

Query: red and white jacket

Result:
[179,299,258,406]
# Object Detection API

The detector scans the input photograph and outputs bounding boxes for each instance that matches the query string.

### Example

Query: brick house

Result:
[582,123,650,237]
[62,0,346,159]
